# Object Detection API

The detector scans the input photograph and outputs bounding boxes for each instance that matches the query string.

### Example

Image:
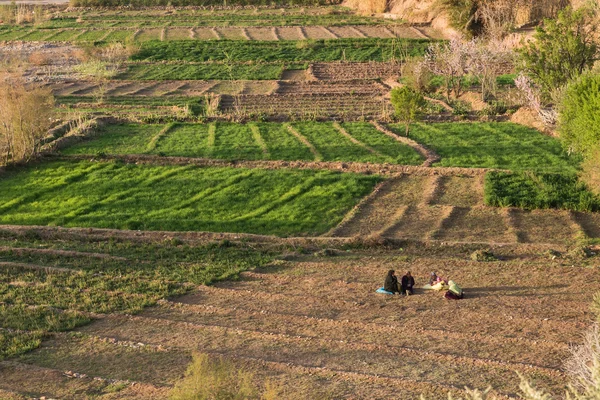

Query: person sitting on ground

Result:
[429,272,438,286]
[401,271,415,296]
[445,280,464,300]
[384,270,400,294]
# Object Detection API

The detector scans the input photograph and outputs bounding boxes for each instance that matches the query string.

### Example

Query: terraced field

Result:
[0,230,596,399]
[1,3,600,400]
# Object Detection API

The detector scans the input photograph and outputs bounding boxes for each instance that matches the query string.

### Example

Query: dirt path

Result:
[57,154,484,177]
[370,121,441,167]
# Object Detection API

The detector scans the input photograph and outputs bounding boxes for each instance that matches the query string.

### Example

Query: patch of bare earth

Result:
[10,251,597,399]
[311,62,402,81]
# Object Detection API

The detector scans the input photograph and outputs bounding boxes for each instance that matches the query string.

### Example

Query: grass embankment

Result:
[0,160,380,235]
[61,122,425,165]
[122,38,431,80]
[0,229,273,360]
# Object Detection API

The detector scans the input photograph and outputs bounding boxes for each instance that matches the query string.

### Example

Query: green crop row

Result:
[39,12,385,28]
[0,161,380,235]
[61,122,425,165]
[70,0,342,7]
[119,62,286,80]
[132,38,433,63]
[484,171,600,212]
[394,122,581,174]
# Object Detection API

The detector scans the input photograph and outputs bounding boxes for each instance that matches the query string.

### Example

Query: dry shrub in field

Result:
[0,78,55,165]
[28,52,52,67]
[0,4,46,25]
[565,323,600,395]
[169,353,281,400]
[345,0,387,14]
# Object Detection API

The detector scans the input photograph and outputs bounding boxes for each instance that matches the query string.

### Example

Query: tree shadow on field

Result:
[465,284,571,298]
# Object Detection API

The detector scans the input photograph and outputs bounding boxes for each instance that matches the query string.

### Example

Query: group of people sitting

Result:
[381,270,464,300]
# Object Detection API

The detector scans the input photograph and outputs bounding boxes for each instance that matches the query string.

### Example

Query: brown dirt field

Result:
[275,80,386,95]
[435,206,514,243]
[276,26,306,40]
[330,177,410,237]
[511,210,581,245]
[311,62,402,80]
[302,26,335,39]
[11,250,595,399]
[246,27,278,40]
[135,29,161,42]
[572,211,600,239]
[280,69,308,81]
[328,26,365,38]
[164,28,193,40]
[215,27,246,40]
[193,27,219,40]
[355,25,397,38]
[432,175,485,207]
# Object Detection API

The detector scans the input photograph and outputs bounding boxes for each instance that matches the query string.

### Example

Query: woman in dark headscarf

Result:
[384,270,400,294]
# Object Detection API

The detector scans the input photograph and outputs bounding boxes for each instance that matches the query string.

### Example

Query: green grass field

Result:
[0,229,273,360]
[61,122,425,164]
[484,171,600,212]
[0,160,380,235]
[394,122,581,174]
[119,62,287,80]
[132,38,432,63]
[38,10,385,28]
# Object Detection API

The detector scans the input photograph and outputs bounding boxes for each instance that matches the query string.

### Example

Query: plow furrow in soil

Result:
[509,209,582,245]
[78,314,567,398]
[0,360,169,400]
[433,206,516,244]
[172,285,591,344]
[329,176,417,237]
[0,245,127,261]
[570,211,600,239]
[144,299,570,369]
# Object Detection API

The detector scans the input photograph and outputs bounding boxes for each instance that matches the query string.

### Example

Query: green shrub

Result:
[390,87,426,136]
[484,171,600,212]
[518,6,598,98]
[559,72,600,158]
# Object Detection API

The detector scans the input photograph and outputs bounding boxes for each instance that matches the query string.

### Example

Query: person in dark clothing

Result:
[384,270,400,294]
[401,271,415,296]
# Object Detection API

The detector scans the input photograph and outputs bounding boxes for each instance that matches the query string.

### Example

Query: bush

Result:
[390,86,426,136]
[170,353,280,400]
[484,171,600,212]
[559,72,600,158]
[517,6,598,98]
[0,79,55,165]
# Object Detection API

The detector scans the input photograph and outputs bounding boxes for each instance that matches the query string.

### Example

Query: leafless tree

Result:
[424,38,471,101]
[467,39,514,101]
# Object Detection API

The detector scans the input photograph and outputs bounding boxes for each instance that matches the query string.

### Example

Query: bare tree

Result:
[475,0,527,39]
[514,73,559,127]
[467,39,514,101]
[424,38,472,101]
